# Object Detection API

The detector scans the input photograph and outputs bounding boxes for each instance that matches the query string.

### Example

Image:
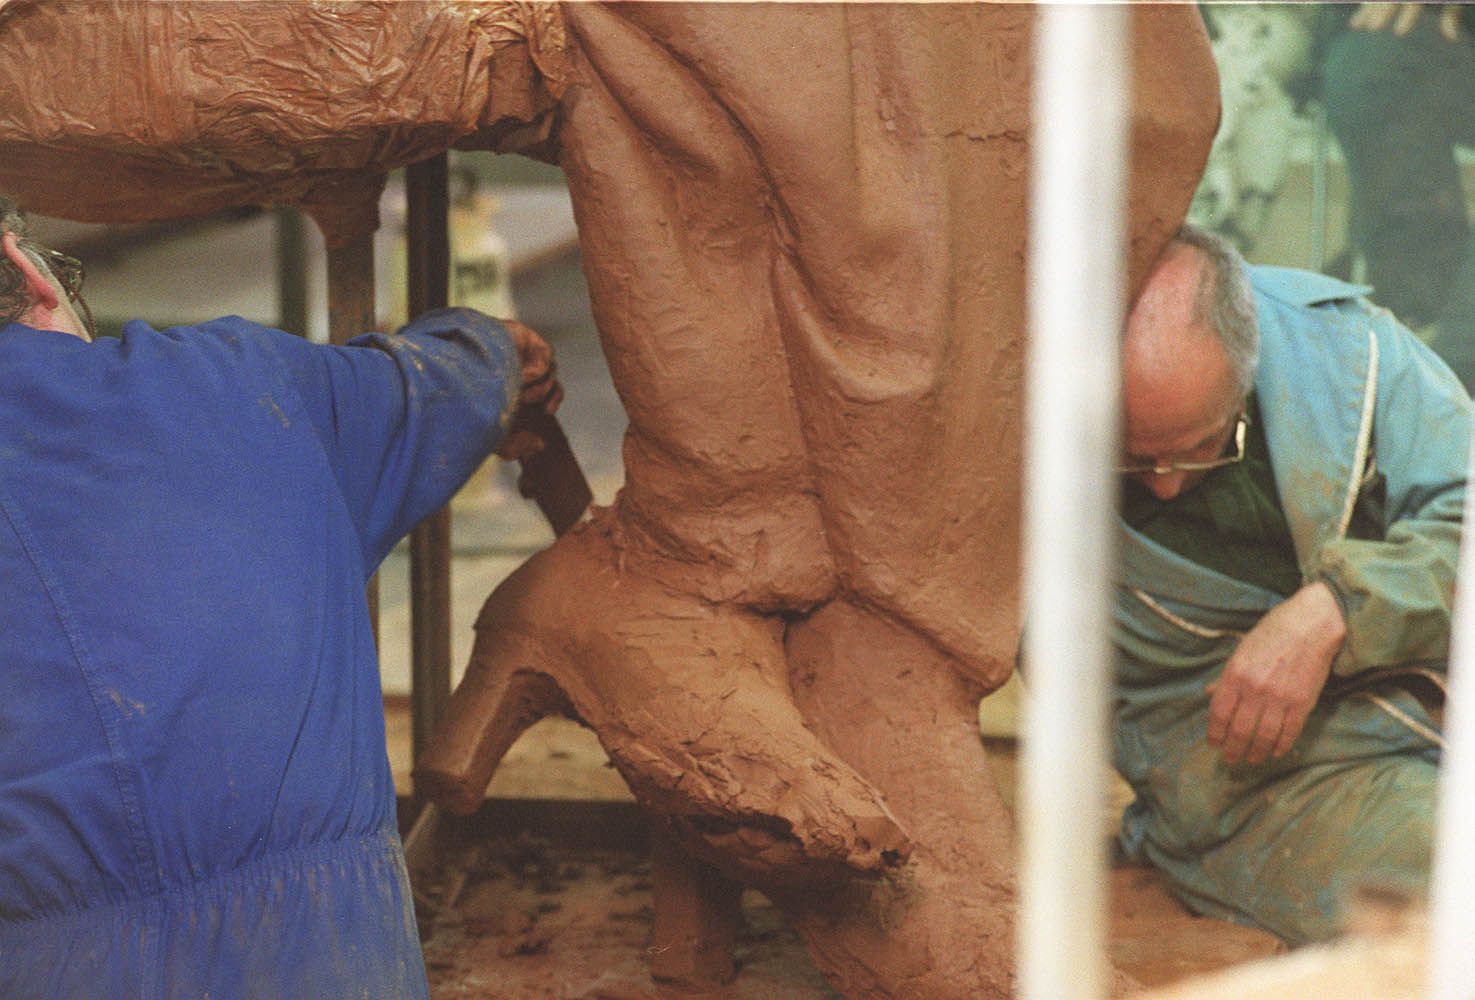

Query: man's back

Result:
[0,312,517,998]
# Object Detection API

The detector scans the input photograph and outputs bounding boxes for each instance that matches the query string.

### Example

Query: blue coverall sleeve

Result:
[251,308,521,569]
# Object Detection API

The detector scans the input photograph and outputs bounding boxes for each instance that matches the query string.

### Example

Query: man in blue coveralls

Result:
[0,194,561,998]
[1114,222,1470,944]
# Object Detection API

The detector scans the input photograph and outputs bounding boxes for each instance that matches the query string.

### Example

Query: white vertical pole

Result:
[1427,430,1475,1000]
[1020,6,1130,1000]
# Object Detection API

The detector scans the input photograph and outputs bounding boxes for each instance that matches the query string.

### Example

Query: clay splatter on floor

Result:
[418,834,840,999]
[414,826,1283,999]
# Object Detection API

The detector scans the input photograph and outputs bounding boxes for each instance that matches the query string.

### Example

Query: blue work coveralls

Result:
[1114,267,1471,944]
[0,309,519,998]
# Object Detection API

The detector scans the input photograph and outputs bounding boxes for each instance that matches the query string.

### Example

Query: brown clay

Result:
[646,825,744,989]
[0,3,1220,995]
[0,1,572,247]
[425,4,1217,994]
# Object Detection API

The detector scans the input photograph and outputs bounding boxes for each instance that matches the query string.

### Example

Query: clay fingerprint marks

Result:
[421,4,906,883]
[605,4,1034,689]
[557,3,834,608]
[781,598,1022,999]
[422,519,908,881]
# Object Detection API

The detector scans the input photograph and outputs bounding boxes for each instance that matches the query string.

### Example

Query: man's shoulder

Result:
[115,315,329,376]
[1248,265,1372,310]
[120,315,288,349]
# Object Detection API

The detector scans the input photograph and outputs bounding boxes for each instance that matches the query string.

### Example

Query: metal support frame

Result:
[274,207,309,337]
[404,154,455,777]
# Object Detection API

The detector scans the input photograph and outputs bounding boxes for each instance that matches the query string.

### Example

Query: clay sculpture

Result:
[0,3,1218,995]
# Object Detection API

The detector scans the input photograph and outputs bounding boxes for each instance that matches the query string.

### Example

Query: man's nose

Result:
[1139,470,1189,500]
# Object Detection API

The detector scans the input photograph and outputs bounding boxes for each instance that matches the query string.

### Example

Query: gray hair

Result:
[1174,222,1259,397]
[0,193,30,325]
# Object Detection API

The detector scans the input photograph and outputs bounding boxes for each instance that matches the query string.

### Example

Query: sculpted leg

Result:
[776,599,1019,998]
[594,4,1219,690]
[417,514,908,884]
[421,0,913,922]
[422,5,1217,993]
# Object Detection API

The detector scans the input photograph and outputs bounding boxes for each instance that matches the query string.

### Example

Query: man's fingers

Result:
[521,352,552,387]
[504,318,555,385]
[1206,680,1238,747]
[1271,723,1299,760]
[1272,702,1313,758]
[1208,663,1266,764]
[1244,707,1286,765]
[1392,4,1422,36]
[518,377,564,417]
[1214,684,1316,763]
[1440,5,1462,42]
[1219,700,1264,765]
[1350,3,1397,32]
[520,369,557,402]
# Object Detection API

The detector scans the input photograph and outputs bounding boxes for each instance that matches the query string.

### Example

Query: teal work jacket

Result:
[1113,266,1471,941]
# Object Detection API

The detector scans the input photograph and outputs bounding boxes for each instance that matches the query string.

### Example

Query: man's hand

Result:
[496,318,564,462]
[1350,4,1464,43]
[505,318,562,412]
[1206,581,1347,765]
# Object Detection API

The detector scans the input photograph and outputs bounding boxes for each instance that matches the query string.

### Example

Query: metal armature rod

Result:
[274,207,309,337]
[1427,430,1475,999]
[1020,6,1130,1000]
[325,232,376,348]
[326,230,381,643]
[404,154,454,774]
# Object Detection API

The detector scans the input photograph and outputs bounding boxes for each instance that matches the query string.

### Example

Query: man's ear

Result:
[2,231,60,313]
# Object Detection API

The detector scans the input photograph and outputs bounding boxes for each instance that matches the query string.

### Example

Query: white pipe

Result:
[1020,6,1130,1000]
[1427,428,1475,999]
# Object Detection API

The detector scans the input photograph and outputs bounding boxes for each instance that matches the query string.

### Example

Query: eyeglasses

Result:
[23,241,96,339]
[1117,412,1248,477]
[29,245,83,299]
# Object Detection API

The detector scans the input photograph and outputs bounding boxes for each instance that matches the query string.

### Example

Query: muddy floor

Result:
[406,796,1284,999]
[392,712,1285,999]
[416,834,840,999]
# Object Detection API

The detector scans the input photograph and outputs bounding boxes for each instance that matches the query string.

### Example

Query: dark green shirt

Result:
[1120,394,1302,597]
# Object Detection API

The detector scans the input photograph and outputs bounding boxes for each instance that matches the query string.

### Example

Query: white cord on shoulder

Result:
[1335,328,1379,541]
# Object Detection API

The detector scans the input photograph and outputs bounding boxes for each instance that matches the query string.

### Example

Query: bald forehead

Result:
[1121,240,1238,424]
[1125,240,1209,352]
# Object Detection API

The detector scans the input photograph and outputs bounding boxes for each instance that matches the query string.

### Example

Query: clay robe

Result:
[0,3,1219,996]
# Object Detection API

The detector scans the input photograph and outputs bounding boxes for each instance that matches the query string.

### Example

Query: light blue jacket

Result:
[1113,266,1470,940]
[0,310,519,998]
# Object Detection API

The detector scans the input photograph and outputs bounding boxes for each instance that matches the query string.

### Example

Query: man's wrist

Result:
[1303,579,1349,651]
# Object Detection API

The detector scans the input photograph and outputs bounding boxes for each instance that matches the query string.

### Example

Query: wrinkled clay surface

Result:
[0,4,1219,996]
[427,6,1217,996]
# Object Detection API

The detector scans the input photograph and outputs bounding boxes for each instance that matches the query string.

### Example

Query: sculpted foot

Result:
[416,511,910,883]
